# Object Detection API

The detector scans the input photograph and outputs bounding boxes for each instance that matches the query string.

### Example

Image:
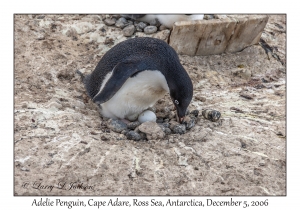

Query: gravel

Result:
[115,17,129,29]
[126,131,142,141]
[107,119,128,133]
[122,25,135,37]
[172,124,187,134]
[202,109,221,122]
[144,26,158,34]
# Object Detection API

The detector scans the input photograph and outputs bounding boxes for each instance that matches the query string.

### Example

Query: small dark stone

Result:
[127,121,141,130]
[156,118,164,123]
[202,109,221,122]
[139,132,147,140]
[107,119,128,133]
[144,26,157,34]
[241,141,247,148]
[126,131,141,141]
[184,116,197,130]
[161,122,170,128]
[172,124,186,134]
[164,128,172,135]
[149,18,161,27]
[190,110,199,117]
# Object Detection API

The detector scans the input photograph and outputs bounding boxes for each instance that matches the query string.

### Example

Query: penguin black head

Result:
[169,72,193,123]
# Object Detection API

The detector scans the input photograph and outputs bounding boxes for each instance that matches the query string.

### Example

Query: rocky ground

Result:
[14,14,286,195]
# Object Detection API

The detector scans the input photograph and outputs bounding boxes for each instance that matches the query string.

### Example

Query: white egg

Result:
[138,110,157,123]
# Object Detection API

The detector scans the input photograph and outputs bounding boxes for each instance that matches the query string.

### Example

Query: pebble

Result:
[115,17,128,29]
[184,116,197,130]
[157,124,171,135]
[127,121,141,130]
[137,22,147,31]
[156,118,164,123]
[172,124,186,134]
[138,121,165,140]
[190,110,199,117]
[164,128,172,135]
[123,25,135,37]
[202,109,221,122]
[144,26,157,34]
[107,119,128,133]
[104,18,116,26]
[149,18,161,27]
[126,131,141,141]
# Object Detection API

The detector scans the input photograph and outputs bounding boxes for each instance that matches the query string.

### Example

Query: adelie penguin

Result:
[83,37,193,123]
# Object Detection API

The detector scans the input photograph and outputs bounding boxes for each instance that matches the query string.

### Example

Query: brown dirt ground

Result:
[14,14,286,195]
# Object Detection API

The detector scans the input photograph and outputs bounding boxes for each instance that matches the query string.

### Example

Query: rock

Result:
[126,131,141,141]
[149,18,161,27]
[137,22,147,31]
[157,123,171,135]
[190,110,199,117]
[172,124,186,134]
[123,25,135,37]
[107,119,128,133]
[138,121,165,140]
[164,128,172,135]
[161,122,170,128]
[169,15,269,56]
[202,109,221,122]
[144,26,157,34]
[156,118,164,123]
[169,120,180,130]
[115,17,128,29]
[104,18,116,26]
[127,121,141,130]
[183,116,197,130]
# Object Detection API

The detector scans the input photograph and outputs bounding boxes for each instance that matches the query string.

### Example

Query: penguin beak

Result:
[175,108,186,123]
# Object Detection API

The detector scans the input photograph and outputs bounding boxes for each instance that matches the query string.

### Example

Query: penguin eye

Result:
[174,100,179,105]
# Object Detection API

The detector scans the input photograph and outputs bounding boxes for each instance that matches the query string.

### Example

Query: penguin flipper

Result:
[92,60,145,104]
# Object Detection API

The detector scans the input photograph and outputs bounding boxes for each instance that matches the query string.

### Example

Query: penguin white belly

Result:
[100,70,169,120]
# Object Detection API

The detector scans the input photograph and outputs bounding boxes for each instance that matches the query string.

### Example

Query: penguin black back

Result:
[85,37,192,101]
